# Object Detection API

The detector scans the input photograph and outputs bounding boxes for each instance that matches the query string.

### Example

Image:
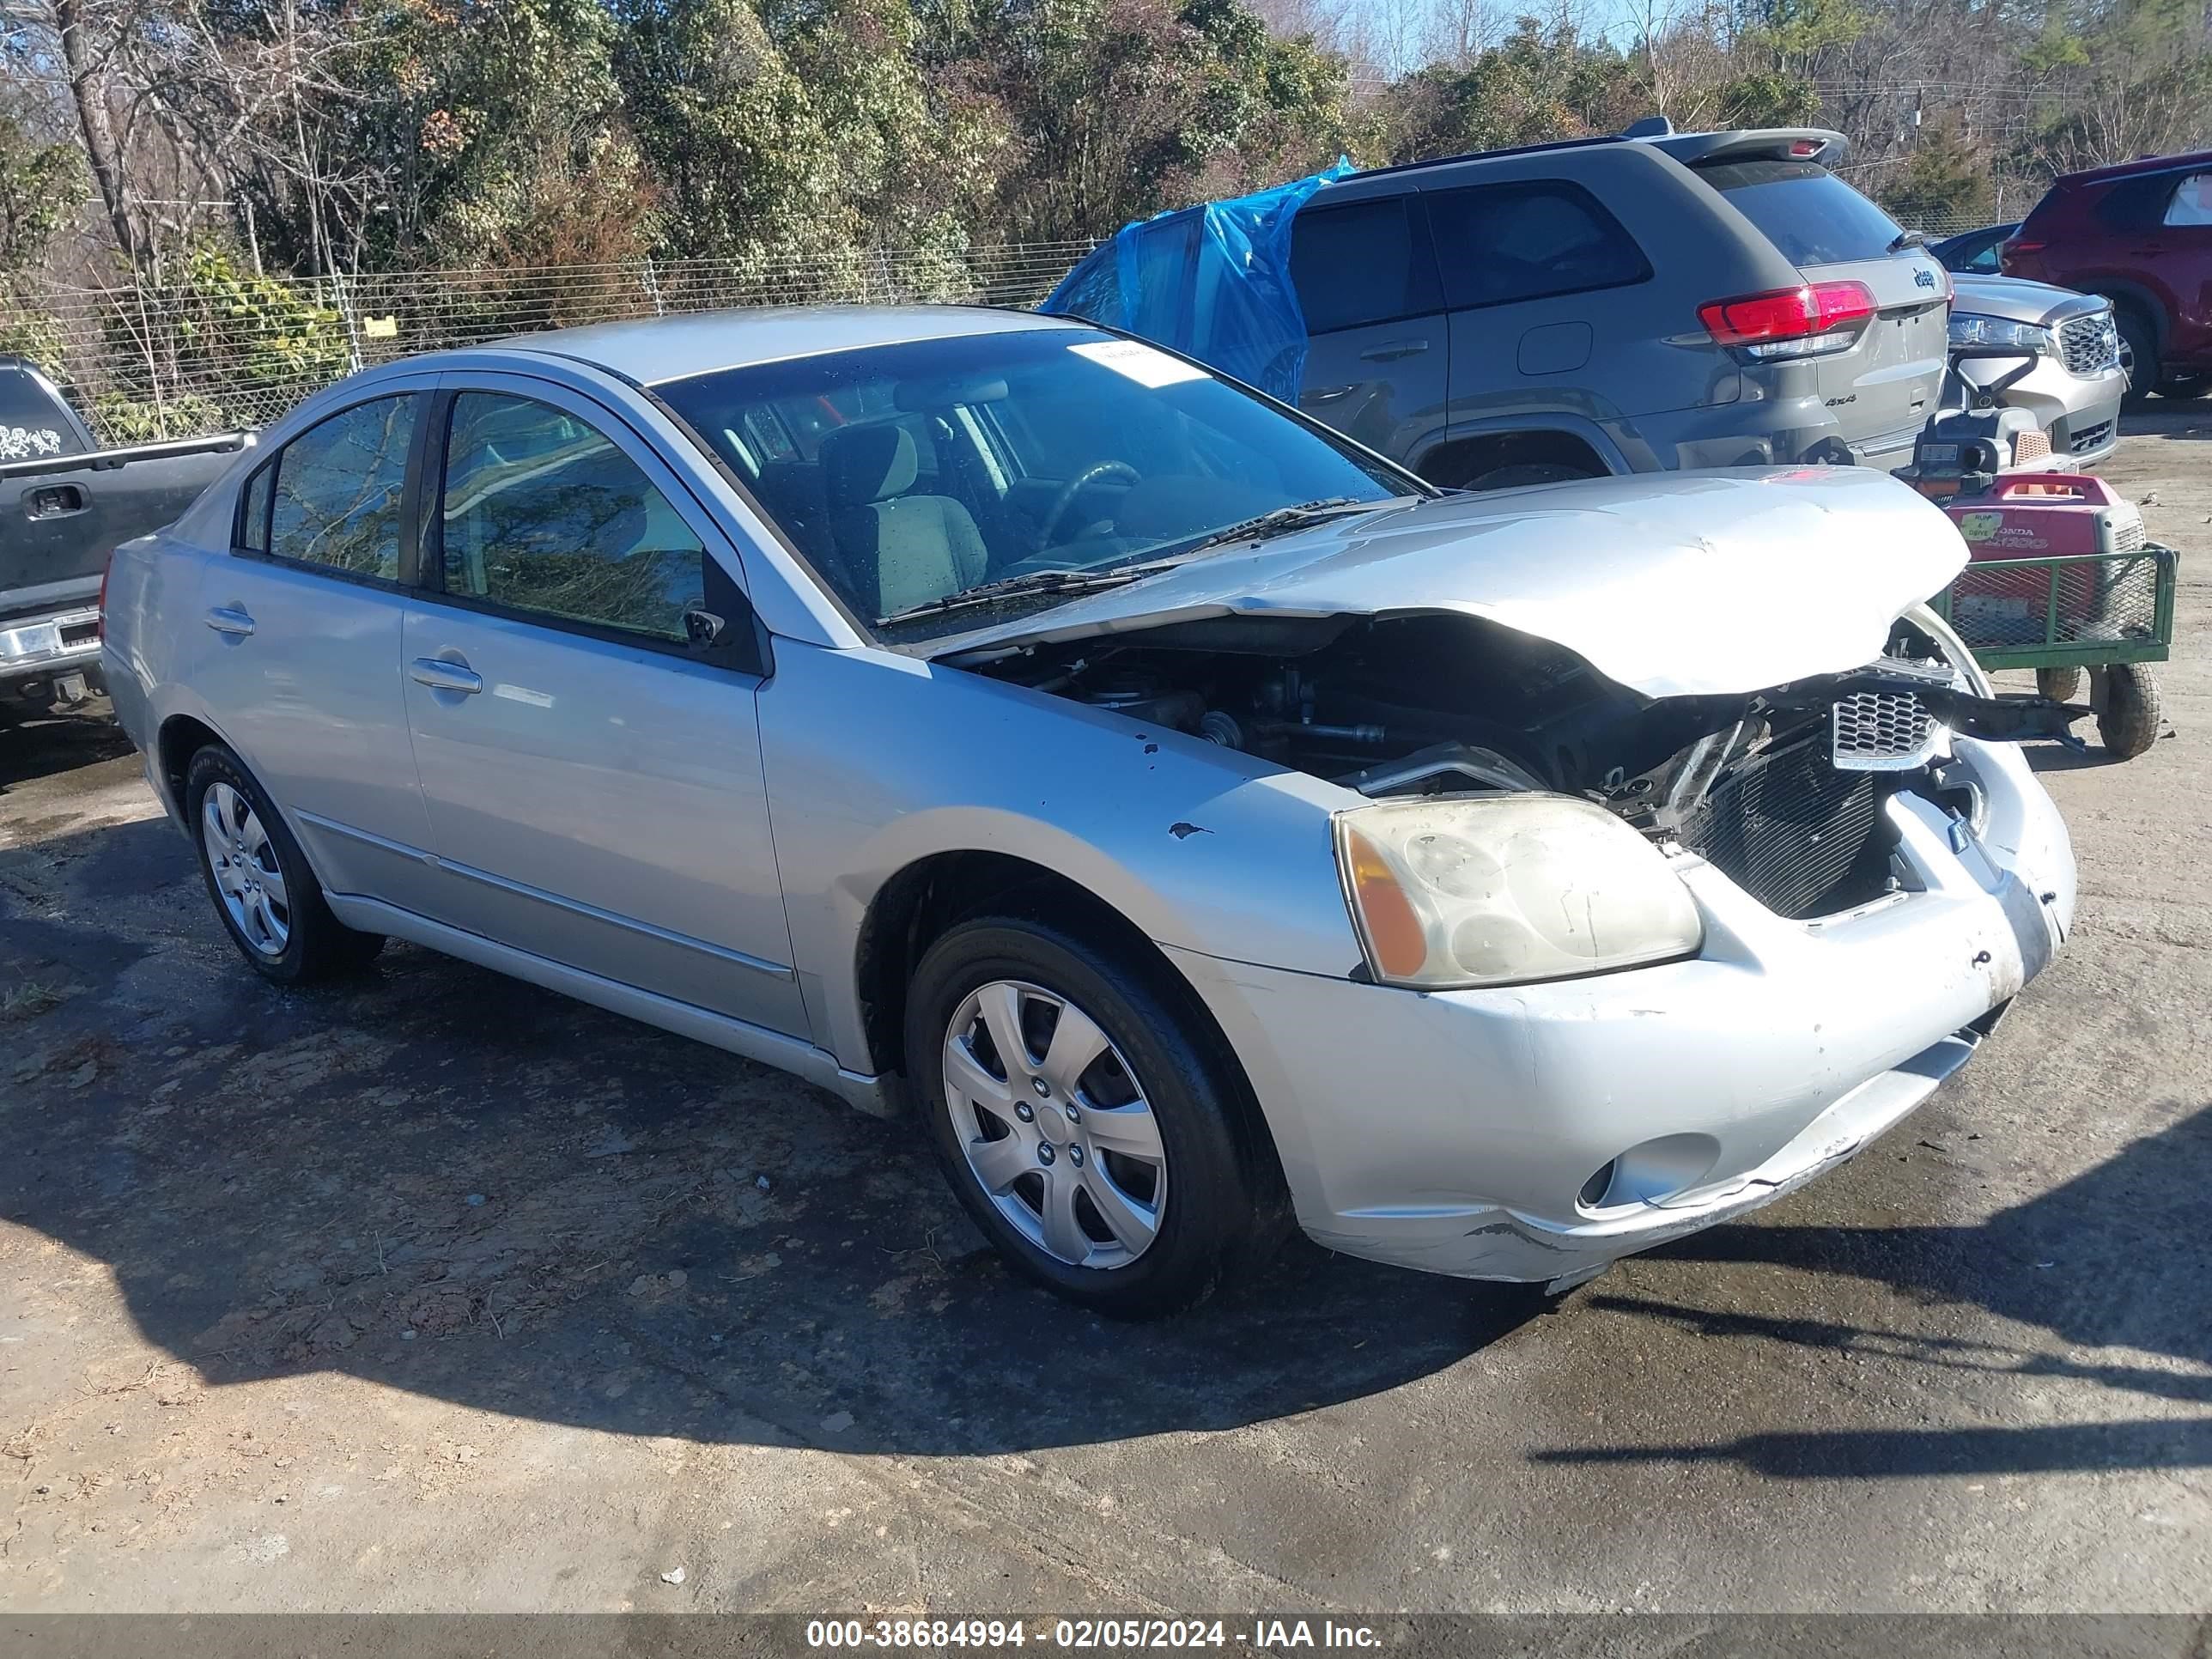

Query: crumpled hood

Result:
[934,466,1969,699]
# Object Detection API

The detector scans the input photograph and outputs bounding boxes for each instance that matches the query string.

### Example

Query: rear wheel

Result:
[1468,461,1601,492]
[905,915,1281,1317]
[185,744,385,983]
[2037,665,2083,702]
[2091,665,2161,760]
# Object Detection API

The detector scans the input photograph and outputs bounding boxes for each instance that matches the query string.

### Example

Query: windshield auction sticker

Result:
[1069,339,1209,388]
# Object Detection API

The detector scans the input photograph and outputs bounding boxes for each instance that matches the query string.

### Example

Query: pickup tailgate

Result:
[2,437,246,619]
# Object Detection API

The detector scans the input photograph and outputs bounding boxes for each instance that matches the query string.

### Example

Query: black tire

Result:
[184,744,385,984]
[904,915,1285,1318]
[2091,665,2162,760]
[2113,306,2159,406]
[1467,461,1600,492]
[2037,665,2083,702]
[2158,370,2210,402]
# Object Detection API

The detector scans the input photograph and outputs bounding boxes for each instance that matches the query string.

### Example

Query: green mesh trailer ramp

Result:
[1933,545,2177,672]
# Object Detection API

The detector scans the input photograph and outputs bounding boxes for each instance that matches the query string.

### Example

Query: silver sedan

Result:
[100,307,2076,1316]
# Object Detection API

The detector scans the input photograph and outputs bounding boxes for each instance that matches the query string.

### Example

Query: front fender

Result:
[756,641,1364,1073]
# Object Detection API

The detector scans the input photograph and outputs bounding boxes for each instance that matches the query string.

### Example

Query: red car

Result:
[2003,149,2212,402]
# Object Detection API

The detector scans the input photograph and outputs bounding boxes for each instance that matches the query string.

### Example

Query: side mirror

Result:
[683,607,726,647]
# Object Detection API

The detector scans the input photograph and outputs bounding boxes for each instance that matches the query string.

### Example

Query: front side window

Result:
[1424,180,1652,310]
[261,395,416,580]
[655,327,1416,639]
[437,393,708,644]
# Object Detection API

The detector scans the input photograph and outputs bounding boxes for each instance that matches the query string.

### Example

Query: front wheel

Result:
[905,916,1281,1317]
[185,744,386,983]
[2091,665,2162,759]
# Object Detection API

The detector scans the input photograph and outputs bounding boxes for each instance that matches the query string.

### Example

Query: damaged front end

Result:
[969,605,2081,927]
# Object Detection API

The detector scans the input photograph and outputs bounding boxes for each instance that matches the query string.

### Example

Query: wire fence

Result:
[8,208,1990,446]
[9,240,1100,444]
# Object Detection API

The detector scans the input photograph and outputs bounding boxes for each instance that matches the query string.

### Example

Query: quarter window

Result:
[261,395,416,580]
[1424,181,1652,310]
[437,392,708,644]
[2163,172,2212,227]
[1291,196,1442,332]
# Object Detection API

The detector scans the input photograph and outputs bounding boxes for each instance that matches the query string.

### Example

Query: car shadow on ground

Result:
[7,810,2207,1472]
[0,708,134,793]
[1,811,1540,1459]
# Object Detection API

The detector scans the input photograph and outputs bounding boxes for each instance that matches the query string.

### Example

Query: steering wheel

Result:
[1039,461,1139,550]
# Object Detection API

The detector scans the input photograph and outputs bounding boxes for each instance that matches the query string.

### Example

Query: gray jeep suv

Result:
[1046,125,1953,489]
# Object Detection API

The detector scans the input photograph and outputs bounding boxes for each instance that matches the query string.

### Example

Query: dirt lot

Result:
[2,413,2209,1617]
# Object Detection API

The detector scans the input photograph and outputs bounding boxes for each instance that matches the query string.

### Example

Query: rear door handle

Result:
[1358,338,1430,362]
[204,605,255,636]
[410,657,483,695]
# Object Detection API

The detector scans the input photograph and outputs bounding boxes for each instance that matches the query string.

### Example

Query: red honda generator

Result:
[1895,346,2174,759]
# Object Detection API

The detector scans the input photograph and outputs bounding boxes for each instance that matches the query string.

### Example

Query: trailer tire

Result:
[2092,665,2161,759]
[2037,666,2082,702]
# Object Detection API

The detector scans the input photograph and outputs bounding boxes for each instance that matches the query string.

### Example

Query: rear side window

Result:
[1695,160,1904,267]
[1422,181,1650,310]
[1291,196,1443,331]
[2163,172,2212,226]
[263,395,416,580]
[437,392,708,644]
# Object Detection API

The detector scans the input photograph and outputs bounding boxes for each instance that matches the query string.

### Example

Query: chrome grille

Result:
[1832,689,1942,771]
[2059,312,2120,375]
[1677,735,1891,921]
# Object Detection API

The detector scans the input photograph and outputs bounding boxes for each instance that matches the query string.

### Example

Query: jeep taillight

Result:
[1698,281,1878,359]
[97,551,112,642]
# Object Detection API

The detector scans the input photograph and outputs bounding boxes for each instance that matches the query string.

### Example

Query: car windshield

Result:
[653,326,1414,641]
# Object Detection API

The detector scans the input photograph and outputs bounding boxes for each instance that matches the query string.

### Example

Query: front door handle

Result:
[410,657,483,695]
[1358,338,1430,362]
[204,605,255,636]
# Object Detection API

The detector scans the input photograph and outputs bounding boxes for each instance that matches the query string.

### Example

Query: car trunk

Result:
[1694,157,1948,465]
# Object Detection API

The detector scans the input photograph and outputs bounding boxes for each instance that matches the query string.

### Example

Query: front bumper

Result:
[1966,356,2126,469]
[1170,735,2074,1284]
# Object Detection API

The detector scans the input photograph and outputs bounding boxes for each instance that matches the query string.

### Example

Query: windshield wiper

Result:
[874,556,1189,627]
[1173,496,1386,556]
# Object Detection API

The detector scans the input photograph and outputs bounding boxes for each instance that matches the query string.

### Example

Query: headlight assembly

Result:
[1334,795,1704,990]
[1948,314,2053,354]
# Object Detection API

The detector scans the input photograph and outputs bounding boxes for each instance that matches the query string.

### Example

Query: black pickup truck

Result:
[3,356,252,717]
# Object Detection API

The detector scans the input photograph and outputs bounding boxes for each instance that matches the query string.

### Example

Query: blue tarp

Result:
[1041,158,1356,404]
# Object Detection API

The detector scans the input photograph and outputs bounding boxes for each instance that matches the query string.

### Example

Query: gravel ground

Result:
[1,411,2208,1617]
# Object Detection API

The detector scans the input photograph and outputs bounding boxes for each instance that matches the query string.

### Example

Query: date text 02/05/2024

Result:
[804,1619,1382,1650]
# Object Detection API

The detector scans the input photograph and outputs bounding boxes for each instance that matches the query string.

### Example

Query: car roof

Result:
[2057,148,2212,187]
[488,304,1085,387]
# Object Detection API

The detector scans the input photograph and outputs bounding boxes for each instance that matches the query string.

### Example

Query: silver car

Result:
[100,307,2076,1317]
[1950,275,2127,467]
